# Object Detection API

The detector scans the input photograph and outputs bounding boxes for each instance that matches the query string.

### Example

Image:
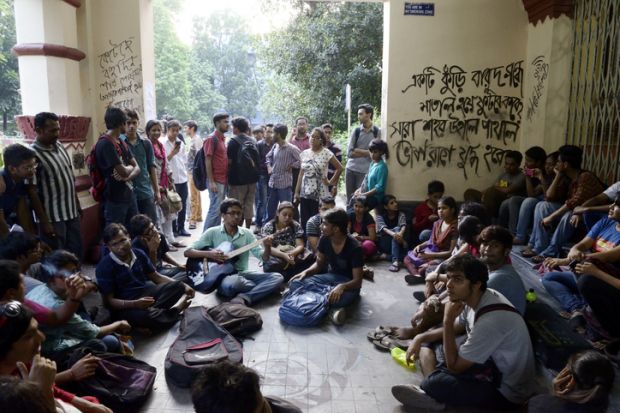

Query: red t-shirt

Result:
[204,131,228,185]
[413,201,436,234]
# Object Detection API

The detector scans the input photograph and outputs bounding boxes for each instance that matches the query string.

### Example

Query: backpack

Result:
[352,125,379,149]
[192,135,217,191]
[278,280,331,327]
[165,306,243,388]
[207,302,263,338]
[66,350,156,413]
[86,135,127,202]
[232,135,261,184]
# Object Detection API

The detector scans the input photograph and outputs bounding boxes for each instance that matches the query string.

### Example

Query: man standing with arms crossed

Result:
[345,104,380,202]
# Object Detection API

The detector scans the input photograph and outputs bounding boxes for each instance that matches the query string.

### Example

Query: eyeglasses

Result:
[0,301,24,328]
[225,211,243,217]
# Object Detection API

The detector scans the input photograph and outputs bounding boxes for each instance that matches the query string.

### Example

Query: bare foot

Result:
[395,326,419,340]
[172,294,192,312]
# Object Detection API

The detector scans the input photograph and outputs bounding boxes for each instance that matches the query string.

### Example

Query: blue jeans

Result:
[514,196,542,242]
[529,201,562,255]
[378,229,408,262]
[104,194,138,228]
[255,175,269,228]
[542,271,586,312]
[204,182,226,231]
[174,182,189,233]
[218,271,284,305]
[290,272,360,308]
[498,196,525,234]
[267,186,292,223]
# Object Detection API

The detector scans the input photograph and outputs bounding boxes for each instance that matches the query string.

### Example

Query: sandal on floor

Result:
[367,326,397,342]
[389,263,400,272]
[531,255,546,264]
[521,247,537,258]
[405,274,426,285]
[373,336,410,352]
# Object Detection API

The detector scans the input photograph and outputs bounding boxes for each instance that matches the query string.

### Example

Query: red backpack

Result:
[86,134,126,202]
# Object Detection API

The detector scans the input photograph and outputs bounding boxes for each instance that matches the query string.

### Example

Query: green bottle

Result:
[526,288,537,303]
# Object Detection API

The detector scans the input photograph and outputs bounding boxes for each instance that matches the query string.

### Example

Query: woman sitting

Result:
[261,202,313,280]
[347,195,378,260]
[403,196,458,279]
[376,195,408,272]
[528,350,614,413]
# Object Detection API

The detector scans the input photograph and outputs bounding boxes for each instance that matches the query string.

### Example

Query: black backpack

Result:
[207,302,263,338]
[66,350,156,413]
[165,306,243,388]
[232,135,261,184]
[192,136,216,191]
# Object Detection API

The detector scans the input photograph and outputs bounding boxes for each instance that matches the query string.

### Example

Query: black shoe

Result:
[177,230,192,237]
[413,291,427,303]
[404,274,426,285]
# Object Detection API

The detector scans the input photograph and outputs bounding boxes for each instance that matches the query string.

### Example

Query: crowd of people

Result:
[0,103,618,412]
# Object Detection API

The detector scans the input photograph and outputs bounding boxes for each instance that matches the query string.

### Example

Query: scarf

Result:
[151,138,169,188]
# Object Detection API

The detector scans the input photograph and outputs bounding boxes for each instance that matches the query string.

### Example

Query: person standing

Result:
[289,117,311,202]
[322,123,342,197]
[265,124,300,222]
[345,103,380,202]
[204,112,230,230]
[227,117,260,228]
[255,123,274,234]
[162,119,191,237]
[30,112,82,258]
[95,107,140,228]
[184,120,203,230]
[122,109,159,225]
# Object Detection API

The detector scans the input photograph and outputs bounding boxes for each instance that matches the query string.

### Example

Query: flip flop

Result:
[367,326,397,342]
[521,248,537,258]
[531,255,546,264]
[404,274,426,285]
[373,336,410,352]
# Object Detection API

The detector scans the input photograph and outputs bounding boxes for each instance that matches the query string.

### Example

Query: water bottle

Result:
[525,288,537,303]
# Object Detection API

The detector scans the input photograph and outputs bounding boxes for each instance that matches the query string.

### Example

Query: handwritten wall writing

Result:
[393,60,524,179]
[97,38,144,115]
[525,56,549,121]
[394,138,510,180]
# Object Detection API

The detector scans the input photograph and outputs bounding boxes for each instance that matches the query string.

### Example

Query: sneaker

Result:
[177,229,192,237]
[391,384,445,410]
[329,308,346,326]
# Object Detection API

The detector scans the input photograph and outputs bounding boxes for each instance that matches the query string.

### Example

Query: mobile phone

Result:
[175,141,181,148]
[569,259,580,270]
[524,168,534,177]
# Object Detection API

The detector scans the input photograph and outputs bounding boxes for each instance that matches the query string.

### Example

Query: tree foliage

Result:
[0,0,21,132]
[258,1,383,130]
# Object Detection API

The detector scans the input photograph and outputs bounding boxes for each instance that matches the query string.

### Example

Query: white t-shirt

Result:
[300,147,333,200]
[458,289,536,404]
[162,138,188,184]
[604,181,620,200]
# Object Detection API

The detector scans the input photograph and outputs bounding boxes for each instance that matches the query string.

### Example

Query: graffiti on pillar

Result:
[525,56,549,121]
[97,37,144,115]
[393,60,524,179]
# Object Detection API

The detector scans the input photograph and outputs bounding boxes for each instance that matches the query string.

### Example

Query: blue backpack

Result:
[279,281,331,326]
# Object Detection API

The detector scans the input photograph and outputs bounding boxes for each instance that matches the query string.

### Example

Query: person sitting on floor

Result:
[572,178,620,232]
[129,214,187,282]
[392,254,535,411]
[0,231,44,293]
[479,149,526,220]
[376,195,408,272]
[306,195,336,254]
[541,197,620,325]
[412,180,444,244]
[290,208,363,325]
[528,350,614,413]
[26,251,131,365]
[184,198,284,306]
[0,300,113,413]
[347,195,378,260]
[522,145,605,261]
[261,202,313,281]
[192,360,302,413]
[96,223,194,332]
[404,196,458,279]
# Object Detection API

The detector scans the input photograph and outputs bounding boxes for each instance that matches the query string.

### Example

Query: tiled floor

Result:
[80,191,620,413]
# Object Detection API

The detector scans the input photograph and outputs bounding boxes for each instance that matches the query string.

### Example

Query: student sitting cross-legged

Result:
[392,254,535,411]
[96,223,194,332]
[184,198,284,306]
[289,208,363,325]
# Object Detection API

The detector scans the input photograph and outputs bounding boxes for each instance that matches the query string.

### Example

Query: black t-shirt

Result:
[317,235,363,278]
[227,134,259,185]
[95,136,134,202]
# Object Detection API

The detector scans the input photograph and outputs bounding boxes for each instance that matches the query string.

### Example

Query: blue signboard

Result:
[404,2,435,16]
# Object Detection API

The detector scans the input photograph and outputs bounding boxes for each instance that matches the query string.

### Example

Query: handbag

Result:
[166,189,183,213]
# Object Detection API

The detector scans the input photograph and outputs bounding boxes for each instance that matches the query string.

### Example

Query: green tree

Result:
[153,0,194,120]
[259,1,383,130]
[192,11,261,119]
[0,0,21,132]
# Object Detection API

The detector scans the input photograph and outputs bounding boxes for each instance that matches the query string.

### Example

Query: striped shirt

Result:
[265,143,301,189]
[31,140,79,222]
